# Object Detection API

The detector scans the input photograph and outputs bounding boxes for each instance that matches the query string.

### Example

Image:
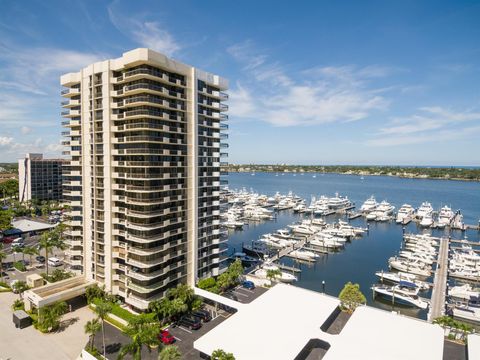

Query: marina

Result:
[226,172,480,321]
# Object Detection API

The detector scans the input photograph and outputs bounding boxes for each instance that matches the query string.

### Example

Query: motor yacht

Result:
[361,196,378,212]
[388,257,431,277]
[328,193,352,209]
[449,284,480,306]
[396,204,415,223]
[451,304,480,324]
[437,205,454,227]
[254,263,297,283]
[417,202,433,219]
[420,214,434,227]
[289,249,319,261]
[229,252,259,265]
[372,283,429,309]
[376,200,395,215]
[375,270,430,291]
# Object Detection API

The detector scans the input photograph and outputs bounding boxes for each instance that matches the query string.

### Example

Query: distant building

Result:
[18,153,65,202]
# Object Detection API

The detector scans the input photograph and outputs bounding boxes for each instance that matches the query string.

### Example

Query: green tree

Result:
[12,280,29,299]
[86,283,106,304]
[0,209,13,230]
[167,284,198,311]
[94,300,112,359]
[38,227,68,277]
[37,301,68,333]
[23,246,38,268]
[0,243,6,282]
[149,297,174,324]
[84,318,101,352]
[197,277,219,293]
[158,345,181,360]
[338,282,366,313]
[266,269,281,283]
[118,315,161,360]
[211,349,235,360]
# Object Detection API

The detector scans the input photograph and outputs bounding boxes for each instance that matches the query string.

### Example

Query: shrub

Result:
[338,282,366,313]
[12,299,24,311]
[86,284,106,304]
[14,261,27,272]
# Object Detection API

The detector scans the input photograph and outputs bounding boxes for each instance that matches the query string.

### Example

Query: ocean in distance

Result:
[225,172,480,320]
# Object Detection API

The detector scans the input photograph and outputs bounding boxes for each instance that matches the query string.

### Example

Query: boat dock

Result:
[302,246,329,254]
[274,263,302,273]
[427,236,450,322]
[269,238,308,262]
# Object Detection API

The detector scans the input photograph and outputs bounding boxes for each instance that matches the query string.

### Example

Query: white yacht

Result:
[399,251,434,266]
[420,214,434,227]
[275,229,291,239]
[388,257,431,277]
[254,263,297,283]
[288,224,315,236]
[288,249,319,261]
[417,202,433,219]
[451,305,480,324]
[366,212,377,221]
[361,196,378,212]
[449,284,480,306]
[372,284,429,309]
[375,200,395,215]
[375,270,430,291]
[396,204,415,224]
[328,193,352,209]
[437,205,454,227]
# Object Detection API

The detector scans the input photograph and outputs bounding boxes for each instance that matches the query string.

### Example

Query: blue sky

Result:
[0,0,479,165]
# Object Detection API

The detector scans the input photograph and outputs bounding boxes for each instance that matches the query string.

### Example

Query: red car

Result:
[158,330,175,345]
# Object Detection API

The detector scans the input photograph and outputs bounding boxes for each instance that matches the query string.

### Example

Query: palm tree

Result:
[38,227,68,277]
[118,315,161,360]
[266,268,281,283]
[0,244,6,282]
[23,246,38,269]
[94,300,112,359]
[158,345,181,360]
[37,301,68,332]
[84,318,101,351]
[149,298,173,324]
[12,280,29,299]
[211,349,235,360]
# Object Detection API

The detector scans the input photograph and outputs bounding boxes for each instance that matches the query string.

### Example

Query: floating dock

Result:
[275,263,302,273]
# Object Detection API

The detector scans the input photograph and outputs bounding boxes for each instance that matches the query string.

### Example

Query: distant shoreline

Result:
[226,165,480,182]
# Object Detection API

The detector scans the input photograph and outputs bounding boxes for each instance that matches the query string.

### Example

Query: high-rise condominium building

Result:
[18,153,65,202]
[61,48,229,310]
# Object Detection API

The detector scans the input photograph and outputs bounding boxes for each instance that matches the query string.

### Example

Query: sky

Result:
[0,0,479,166]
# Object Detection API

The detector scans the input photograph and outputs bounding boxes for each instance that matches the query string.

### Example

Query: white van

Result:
[47,257,63,267]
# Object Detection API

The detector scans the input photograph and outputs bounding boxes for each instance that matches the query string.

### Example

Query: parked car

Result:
[158,330,175,345]
[11,238,24,248]
[192,309,212,322]
[47,257,63,267]
[36,256,46,263]
[242,280,255,290]
[178,316,202,330]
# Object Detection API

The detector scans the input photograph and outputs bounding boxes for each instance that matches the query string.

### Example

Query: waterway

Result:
[225,172,480,320]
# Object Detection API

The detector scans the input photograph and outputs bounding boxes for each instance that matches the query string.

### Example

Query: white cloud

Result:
[227,41,389,127]
[367,107,480,146]
[107,4,180,56]
[0,137,13,146]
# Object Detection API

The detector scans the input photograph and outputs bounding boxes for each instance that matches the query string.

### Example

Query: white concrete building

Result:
[194,284,446,360]
[60,48,228,310]
[18,153,65,202]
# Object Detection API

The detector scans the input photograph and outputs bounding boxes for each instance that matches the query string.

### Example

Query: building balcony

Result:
[61,88,80,97]
[125,294,150,310]
[62,99,80,108]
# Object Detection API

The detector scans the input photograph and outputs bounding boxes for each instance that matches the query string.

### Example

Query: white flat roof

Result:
[468,334,480,359]
[194,284,339,360]
[12,218,56,233]
[323,306,444,360]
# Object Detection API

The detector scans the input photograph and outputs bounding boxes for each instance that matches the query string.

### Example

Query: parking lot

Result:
[95,286,269,359]
[222,283,268,304]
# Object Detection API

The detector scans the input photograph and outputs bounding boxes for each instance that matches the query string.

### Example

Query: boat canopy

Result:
[399,280,417,288]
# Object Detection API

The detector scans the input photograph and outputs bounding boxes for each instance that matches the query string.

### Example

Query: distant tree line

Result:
[226,165,480,181]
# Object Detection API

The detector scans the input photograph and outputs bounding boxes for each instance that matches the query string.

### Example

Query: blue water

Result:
[226,172,480,320]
